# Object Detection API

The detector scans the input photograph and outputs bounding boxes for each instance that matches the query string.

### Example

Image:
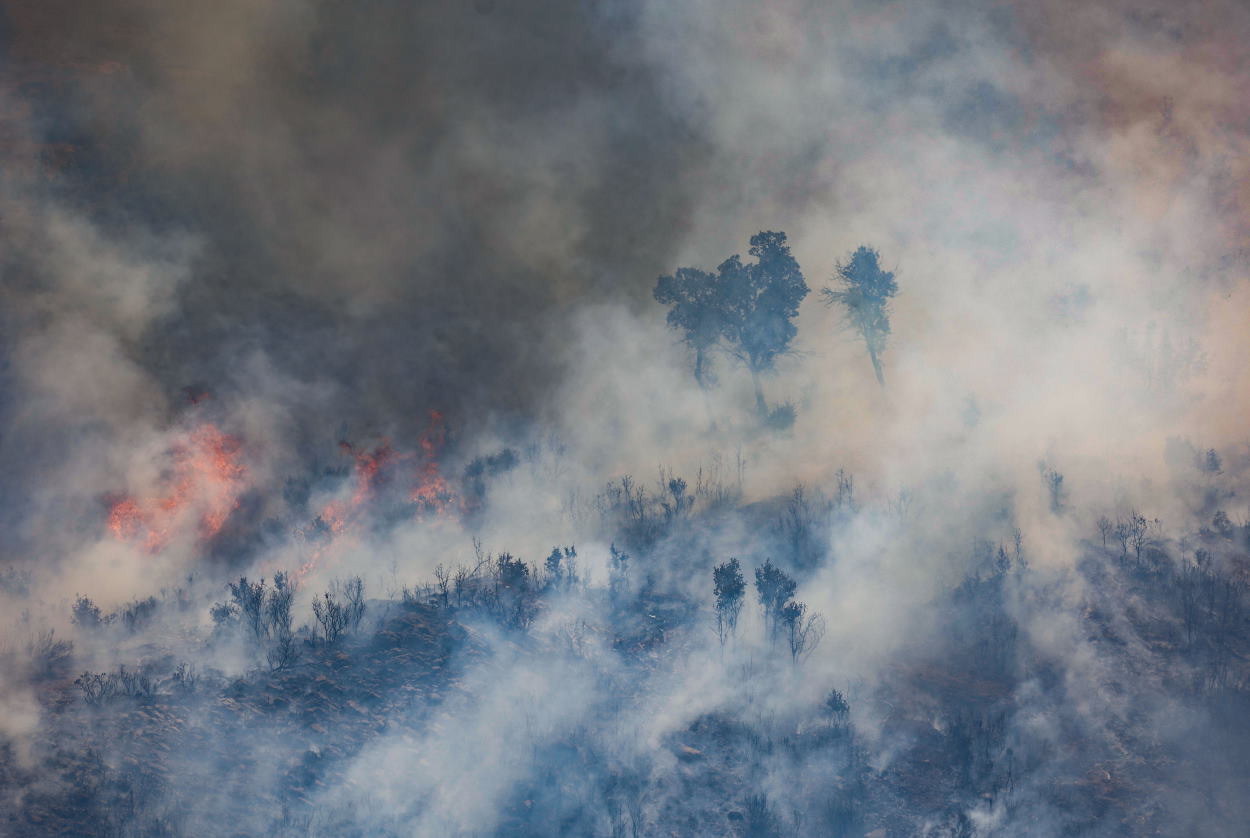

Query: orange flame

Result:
[411,410,458,515]
[297,440,400,579]
[294,411,460,581]
[106,424,246,552]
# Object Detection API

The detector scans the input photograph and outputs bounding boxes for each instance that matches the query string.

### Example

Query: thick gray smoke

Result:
[2,0,1249,836]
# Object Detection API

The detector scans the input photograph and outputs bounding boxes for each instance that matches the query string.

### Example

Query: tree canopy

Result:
[822,246,896,386]
[653,267,722,389]
[654,231,809,412]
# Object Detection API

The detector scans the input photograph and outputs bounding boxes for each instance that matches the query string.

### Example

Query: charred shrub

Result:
[165,662,200,696]
[228,577,267,642]
[120,596,160,633]
[311,577,364,645]
[491,553,535,629]
[312,591,348,645]
[27,630,73,681]
[75,664,156,704]
[76,671,118,705]
[72,595,106,630]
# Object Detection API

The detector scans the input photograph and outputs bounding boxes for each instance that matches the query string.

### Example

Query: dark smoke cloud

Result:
[2,0,731,442]
[0,0,741,565]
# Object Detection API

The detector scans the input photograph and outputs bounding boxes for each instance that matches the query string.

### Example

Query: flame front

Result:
[315,440,398,537]
[296,411,459,580]
[411,410,458,515]
[106,423,247,552]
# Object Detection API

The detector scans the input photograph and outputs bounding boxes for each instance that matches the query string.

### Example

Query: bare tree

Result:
[1096,515,1113,550]
[781,600,826,664]
[434,564,451,607]
[312,591,348,644]
[265,572,298,670]
[229,577,267,642]
[339,576,366,631]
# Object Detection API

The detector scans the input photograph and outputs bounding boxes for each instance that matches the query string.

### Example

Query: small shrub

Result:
[339,576,366,631]
[210,601,239,629]
[825,688,850,719]
[228,577,267,641]
[120,596,160,633]
[27,630,73,681]
[764,401,796,432]
[312,592,348,645]
[72,595,104,630]
[76,671,118,705]
[166,662,200,695]
[115,664,156,699]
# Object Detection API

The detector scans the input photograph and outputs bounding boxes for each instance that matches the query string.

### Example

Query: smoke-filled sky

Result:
[3,0,1245,587]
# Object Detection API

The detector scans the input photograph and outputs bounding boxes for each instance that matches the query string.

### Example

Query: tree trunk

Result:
[868,345,885,387]
[694,346,705,389]
[751,367,767,415]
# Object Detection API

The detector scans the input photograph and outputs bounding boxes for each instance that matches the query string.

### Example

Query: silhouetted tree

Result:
[494,554,534,628]
[544,546,578,590]
[781,600,825,664]
[544,548,563,585]
[720,232,809,413]
[27,630,72,681]
[265,572,294,637]
[1212,509,1234,539]
[1039,463,1065,513]
[653,267,722,388]
[228,577,267,642]
[825,688,850,720]
[1096,515,1113,549]
[822,246,896,385]
[434,563,451,606]
[309,576,365,645]
[72,595,104,630]
[777,484,833,569]
[655,231,808,412]
[311,591,348,644]
[754,559,797,642]
[713,558,746,647]
[114,597,159,633]
[496,553,530,591]
[660,476,694,521]
[609,543,631,601]
[339,576,366,631]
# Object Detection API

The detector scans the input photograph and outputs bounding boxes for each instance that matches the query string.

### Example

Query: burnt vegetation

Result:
[7,435,1250,838]
[1,216,1248,835]
[6,252,1250,835]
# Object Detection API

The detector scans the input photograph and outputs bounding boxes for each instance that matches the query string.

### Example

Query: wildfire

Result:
[296,410,459,581]
[411,410,458,515]
[106,423,247,552]
[314,440,399,537]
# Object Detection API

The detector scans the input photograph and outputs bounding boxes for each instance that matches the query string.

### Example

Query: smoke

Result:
[2,0,1249,835]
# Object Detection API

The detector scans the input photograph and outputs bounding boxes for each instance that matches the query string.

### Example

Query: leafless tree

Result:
[1096,515,1113,549]
[781,600,826,664]
[312,591,348,644]
[434,564,451,607]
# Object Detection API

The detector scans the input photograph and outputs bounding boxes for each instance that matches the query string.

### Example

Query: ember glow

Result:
[411,410,458,516]
[296,415,458,580]
[106,424,246,552]
[317,439,401,534]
